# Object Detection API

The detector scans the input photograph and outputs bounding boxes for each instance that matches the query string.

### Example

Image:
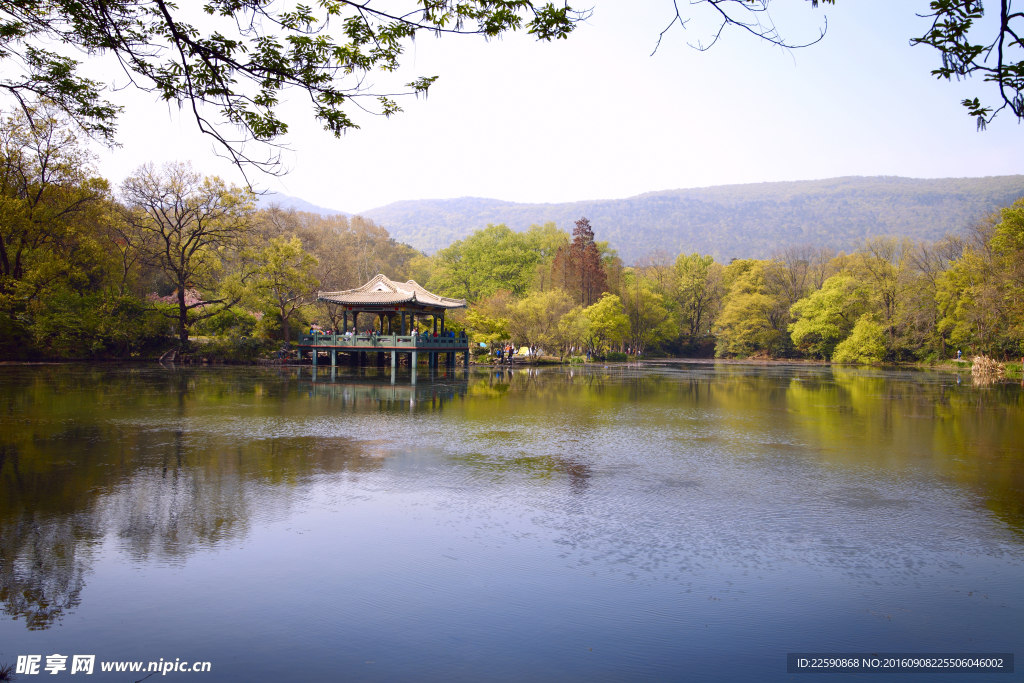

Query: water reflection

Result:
[0,363,1021,647]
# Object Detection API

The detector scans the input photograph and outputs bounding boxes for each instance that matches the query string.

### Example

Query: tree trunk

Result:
[281,305,291,344]
[177,288,189,346]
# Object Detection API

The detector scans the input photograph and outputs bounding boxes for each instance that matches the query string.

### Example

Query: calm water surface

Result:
[0,363,1021,681]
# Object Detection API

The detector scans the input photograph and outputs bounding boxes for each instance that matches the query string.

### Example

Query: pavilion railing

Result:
[298,333,468,349]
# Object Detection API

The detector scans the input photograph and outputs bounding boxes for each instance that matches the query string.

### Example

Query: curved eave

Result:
[317,292,466,309]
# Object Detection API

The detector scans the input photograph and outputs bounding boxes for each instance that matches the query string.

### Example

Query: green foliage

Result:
[832,315,887,364]
[714,262,781,357]
[911,0,1024,128]
[466,309,510,346]
[714,291,779,357]
[191,336,281,363]
[557,306,591,356]
[620,277,672,355]
[429,223,545,301]
[789,275,871,358]
[605,351,628,361]
[935,203,1024,358]
[192,307,258,338]
[508,289,574,355]
[992,198,1024,255]
[120,162,256,344]
[0,105,110,310]
[251,236,319,343]
[29,289,170,358]
[674,252,723,337]
[582,292,628,354]
[0,1,583,170]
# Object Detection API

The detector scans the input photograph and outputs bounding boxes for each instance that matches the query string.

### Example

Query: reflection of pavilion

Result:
[298,275,470,371]
[301,365,469,402]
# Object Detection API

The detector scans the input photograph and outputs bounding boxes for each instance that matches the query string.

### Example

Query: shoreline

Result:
[1,356,1018,377]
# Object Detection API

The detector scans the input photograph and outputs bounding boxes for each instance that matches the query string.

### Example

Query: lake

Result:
[0,363,1021,681]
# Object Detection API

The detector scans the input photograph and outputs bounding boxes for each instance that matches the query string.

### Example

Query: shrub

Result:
[191,336,281,363]
[832,315,886,364]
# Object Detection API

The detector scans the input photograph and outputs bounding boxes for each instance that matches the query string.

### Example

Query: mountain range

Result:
[257,191,350,217]
[262,176,1024,263]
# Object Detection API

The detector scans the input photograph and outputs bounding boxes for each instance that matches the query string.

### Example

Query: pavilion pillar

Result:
[441,313,445,334]
[433,315,437,335]
[312,348,318,367]
[352,312,358,333]
[411,350,418,368]
[464,348,470,367]
[331,349,336,367]
[343,311,348,333]
[401,312,407,335]
[391,351,396,368]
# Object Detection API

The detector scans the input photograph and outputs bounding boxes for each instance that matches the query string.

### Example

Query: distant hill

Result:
[358,176,1024,262]
[256,191,350,216]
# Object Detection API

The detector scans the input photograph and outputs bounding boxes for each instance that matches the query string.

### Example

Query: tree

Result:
[551,217,607,307]
[937,202,1024,357]
[465,290,513,348]
[620,273,671,355]
[581,292,628,355]
[525,222,571,293]
[253,236,319,344]
[789,275,871,359]
[637,248,674,294]
[0,1,584,171]
[674,252,723,338]
[912,0,1024,129]
[0,105,108,308]
[430,224,541,301]
[832,314,886,364]
[714,261,780,357]
[904,236,964,358]
[556,305,590,358]
[120,162,255,345]
[851,237,912,352]
[508,289,573,357]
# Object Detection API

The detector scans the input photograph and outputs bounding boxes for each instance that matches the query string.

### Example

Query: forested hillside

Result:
[361,176,1024,262]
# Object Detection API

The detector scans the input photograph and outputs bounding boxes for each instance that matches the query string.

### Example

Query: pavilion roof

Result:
[318,274,466,310]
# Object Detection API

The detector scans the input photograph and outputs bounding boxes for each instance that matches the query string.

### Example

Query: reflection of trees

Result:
[0,366,391,629]
[462,365,1024,531]
[0,511,93,630]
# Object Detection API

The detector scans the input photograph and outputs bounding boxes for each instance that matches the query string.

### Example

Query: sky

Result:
[89,0,1023,213]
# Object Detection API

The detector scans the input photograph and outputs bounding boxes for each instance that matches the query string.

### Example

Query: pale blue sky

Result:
[93,0,1022,213]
